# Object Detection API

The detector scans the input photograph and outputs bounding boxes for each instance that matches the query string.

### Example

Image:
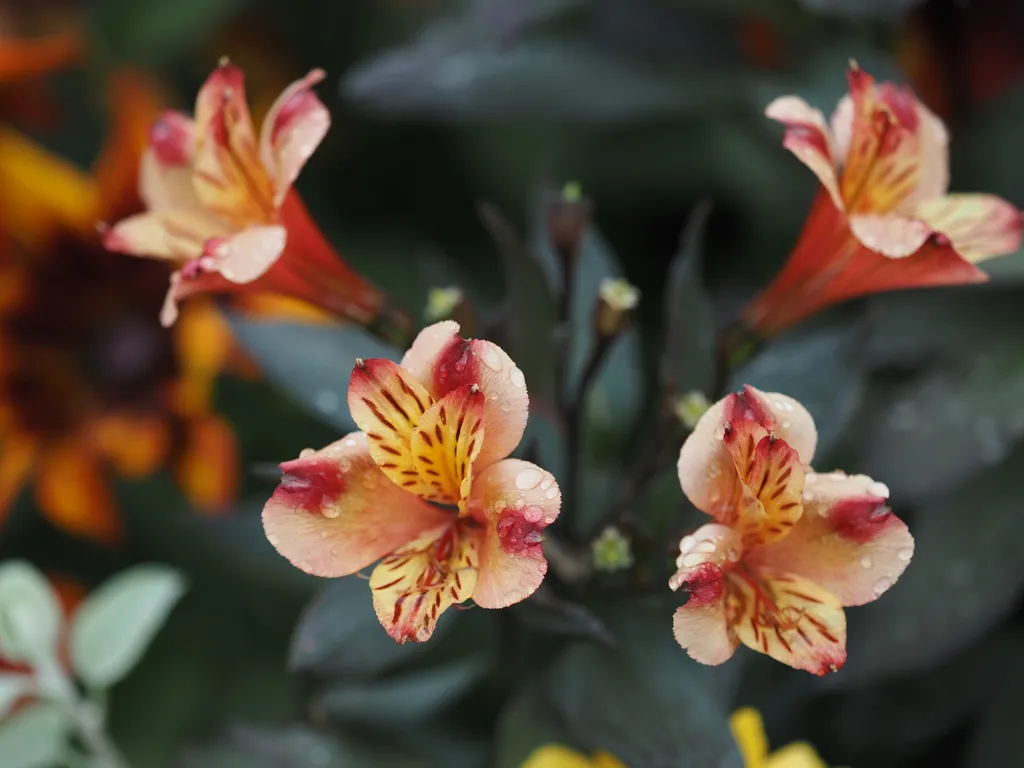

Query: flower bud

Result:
[674,390,711,430]
[424,286,465,322]
[595,278,640,339]
[592,526,634,573]
[546,182,592,261]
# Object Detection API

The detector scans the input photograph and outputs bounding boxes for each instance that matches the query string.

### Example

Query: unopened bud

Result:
[595,277,640,338]
[424,286,465,322]
[546,182,592,260]
[592,526,634,573]
[674,390,710,430]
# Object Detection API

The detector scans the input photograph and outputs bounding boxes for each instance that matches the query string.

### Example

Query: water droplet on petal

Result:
[681,552,704,568]
[696,540,716,554]
[509,366,526,388]
[515,468,543,489]
[679,535,697,554]
[523,505,543,523]
[540,475,554,490]
[805,473,818,484]
[897,547,913,562]
[727,548,740,562]
[781,419,792,429]
[480,346,502,371]
[860,555,873,569]
[322,506,340,519]
[343,437,358,448]
[299,448,315,458]
[873,577,893,596]
[545,487,559,500]
[338,457,353,473]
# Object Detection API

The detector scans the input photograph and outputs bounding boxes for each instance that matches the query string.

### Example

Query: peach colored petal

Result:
[401,321,529,468]
[849,213,932,258]
[906,98,949,206]
[469,458,560,609]
[411,384,484,506]
[139,111,198,212]
[103,210,225,260]
[258,69,330,207]
[673,578,737,666]
[749,471,913,607]
[913,194,1023,263]
[192,62,273,223]
[369,522,479,643]
[213,225,287,283]
[348,358,435,497]
[35,440,121,544]
[765,96,843,210]
[728,568,846,676]
[176,415,239,512]
[829,94,854,164]
[678,386,816,524]
[262,432,447,578]
[669,523,740,592]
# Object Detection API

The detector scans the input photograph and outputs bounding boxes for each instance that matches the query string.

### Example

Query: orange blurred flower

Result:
[104,60,409,341]
[742,63,1021,338]
[0,72,240,543]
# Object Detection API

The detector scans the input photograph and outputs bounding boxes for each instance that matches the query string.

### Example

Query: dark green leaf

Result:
[834,446,1024,687]
[227,319,400,434]
[964,641,1024,768]
[860,290,1024,499]
[729,318,865,461]
[289,577,452,678]
[510,586,616,649]
[662,200,716,396]
[792,0,924,22]
[316,655,489,727]
[546,600,741,768]
[179,723,361,768]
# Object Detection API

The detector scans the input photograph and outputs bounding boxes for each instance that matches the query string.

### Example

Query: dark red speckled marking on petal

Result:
[496,507,545,557]
[829,495,893,544]
[273,457,347,515]
[724,385,774,431]
[684,562,725,607]
[432,334,481,398]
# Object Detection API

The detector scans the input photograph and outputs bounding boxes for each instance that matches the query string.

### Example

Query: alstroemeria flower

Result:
[671,386,913,675]
[742,63,1022,337]
[263,320,560,642]
[103,61,391,331]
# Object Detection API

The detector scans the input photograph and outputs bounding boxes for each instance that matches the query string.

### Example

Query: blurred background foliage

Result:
[3,0,1024,766]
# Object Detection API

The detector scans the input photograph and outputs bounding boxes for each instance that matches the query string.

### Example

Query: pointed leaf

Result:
[70,564,186,688]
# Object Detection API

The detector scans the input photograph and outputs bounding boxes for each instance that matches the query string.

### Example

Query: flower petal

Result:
[728,432,805,548]
[87,414,170,478]
[728,569,846,676]
[849,213,932,258]
[913,194,1023,263]
[729,708,769,766]
[213,225,287,283]
[749,471,913,606]
[176,414,239,511]
[678,386,816,524]
[765,96,843,210]
[669,522,740,591]
[348,358,435,497]
[103,210,225,260]
[262,432,447,578]
[411,384,484,505]
[139,111,198,212]
[370,522,479,643]
[35,441,121,544]
[469,458,560,609]
[673,586,738,666]
[764,744,829,768]
[258,69,330,207]
[400,322,529,468]
[520,746,599,768]
[192,62,273,222]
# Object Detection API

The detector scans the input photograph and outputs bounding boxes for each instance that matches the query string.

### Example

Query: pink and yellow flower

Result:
[262,320,560,642]
[671,386,913,675]
[103,61,395,332]
[743,63,1022,337]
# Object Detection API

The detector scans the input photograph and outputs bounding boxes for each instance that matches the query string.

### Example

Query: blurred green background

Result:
[3,0,1024,766]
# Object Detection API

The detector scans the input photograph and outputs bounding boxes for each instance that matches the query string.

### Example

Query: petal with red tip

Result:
[214,225,286,283]
[678,386,816,524]
[469,458,560,609]
[748,471,913,606]
[258,69,330,207]
[192,62,273,221]
[139,112,199,213]
[262,433,447,578]
[765,96,842,210]
[348,358,435,496]
[672,568,737,665]
[401,321,529,467]
[669,523,740,592]
[913,194,1023,263]
[370,522,479,643]
[411,385,484,505]
[103,210,226,260]
[728,568,846,676]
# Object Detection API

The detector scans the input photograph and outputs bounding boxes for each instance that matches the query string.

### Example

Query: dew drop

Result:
[805,473,818,484]
[523,505,543,523]
[540,475,554,490]
[322,506,341,519]
[545,486,559,500]
[515,468,543,489]
[897,547,913,562]
[781,419,792,429]
[300,448,315,459]
[681,552,704,568]
[873,577,893,597]
[860,555,873,569]
[679,535,697,554]
[696,540,717,554]
[480,346,502,371]
[727,548,740,562]
[338,457,353,473]
[343,437,358,448]
[509,366,526,388]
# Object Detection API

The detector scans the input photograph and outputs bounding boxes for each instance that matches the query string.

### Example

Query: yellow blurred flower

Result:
[731,708,831,768]
[0,71,241,542]
[521,745,626,768]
